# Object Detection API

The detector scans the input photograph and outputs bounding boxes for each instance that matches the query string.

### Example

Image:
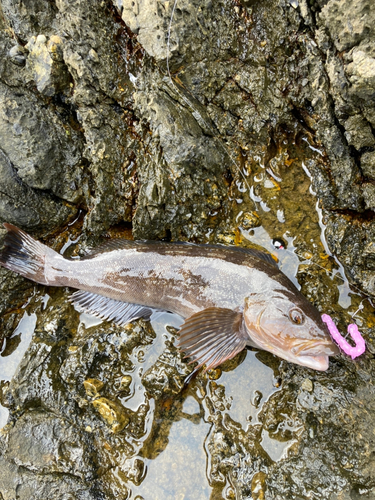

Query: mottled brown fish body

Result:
[48,242,281,317]
[0,224,339,372]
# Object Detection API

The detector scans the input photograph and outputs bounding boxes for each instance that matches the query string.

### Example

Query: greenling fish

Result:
[0,224,338,371]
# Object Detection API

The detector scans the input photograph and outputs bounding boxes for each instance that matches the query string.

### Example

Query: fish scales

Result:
[0,224,339,372]
[49,244,275,317]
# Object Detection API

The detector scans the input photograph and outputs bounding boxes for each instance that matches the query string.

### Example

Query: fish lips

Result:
[295,354,329,371]
[291,339,340,357]
[289,339,339,371]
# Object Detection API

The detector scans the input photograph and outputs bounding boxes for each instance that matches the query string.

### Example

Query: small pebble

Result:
[241,212,261,230]
[83,378,104,397]
[9,45,28,66]
[120,375,132,390]
[92,397,130,433]
[207,367,221,380]
[301,378,313,392]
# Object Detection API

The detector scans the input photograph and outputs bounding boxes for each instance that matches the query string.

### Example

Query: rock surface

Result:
[0,0,375,499]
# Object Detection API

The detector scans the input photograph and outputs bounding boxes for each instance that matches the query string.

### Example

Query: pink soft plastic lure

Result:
[322,314,366,360]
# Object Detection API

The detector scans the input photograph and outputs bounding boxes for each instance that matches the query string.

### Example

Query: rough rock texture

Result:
[0,0,375,499]
[0,293,374,500]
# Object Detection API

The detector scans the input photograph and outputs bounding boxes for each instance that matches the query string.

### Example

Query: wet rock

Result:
[307,0,375,292]
[238,211,262,230]
[346,45,375,101]
[142,345,191,399]
[324,213,375,294]
[251,471,267,500]
[344,114,375,150]
[301,378,314,392]
[92,397,130,433]
[119,0,240,69]
[0,83,83,203]
[119,375,132,391]
[0,292,155,498]
[83,378,104,397]
[0,0,375,499]
[362,183,375,210]
[119,0,170,61]
[263,362,375,499]
[25,34,70,96]
[0,149,74,232]
[361,151,375,180]
[8,44,28,66]
[2,0,57,42]
[0,264,33,344]
[320,0,375,52]
[132,76,230,240]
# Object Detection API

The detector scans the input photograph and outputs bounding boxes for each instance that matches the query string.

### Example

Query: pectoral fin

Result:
[70,290,154,326]
[176,307,247,372]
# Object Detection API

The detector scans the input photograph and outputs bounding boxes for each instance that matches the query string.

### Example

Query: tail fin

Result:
[0,223,58,285]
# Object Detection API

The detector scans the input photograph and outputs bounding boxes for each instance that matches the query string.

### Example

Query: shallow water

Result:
[0,311,37,428]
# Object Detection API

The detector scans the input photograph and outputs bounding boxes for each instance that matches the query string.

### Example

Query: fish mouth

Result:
[245,325,338,371]
[295,354,329,371]
[251,338,333,371]
[291,339,339,357]
[291,339,339,371]
[268,339,338,371]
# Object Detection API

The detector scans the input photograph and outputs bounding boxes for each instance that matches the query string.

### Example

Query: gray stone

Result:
[132,77,231,240]
[362,183,375,210]
[344,114,375,150]
[1,0,57,42]
[25,34,70,96]
[0,83,83,203]
[320,0,375,52]
[361,151,375,179]
[346,45,375,101]
[0,149,74,232]
[8,44,28,66]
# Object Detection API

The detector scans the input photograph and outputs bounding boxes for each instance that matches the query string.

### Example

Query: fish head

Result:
[243,289,339,371]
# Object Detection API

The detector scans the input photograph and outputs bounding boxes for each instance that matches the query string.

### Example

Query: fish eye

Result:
[289,308,305,325]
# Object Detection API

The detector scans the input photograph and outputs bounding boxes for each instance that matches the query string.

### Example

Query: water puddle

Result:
[216,350,279,428]
[66,308,286,497]
[134,409,211,499]
[260,425,302,462]
[125,311,183,412]
[242,225,302,289]
[0,310,37,428]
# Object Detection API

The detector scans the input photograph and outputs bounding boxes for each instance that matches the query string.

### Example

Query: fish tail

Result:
[0,223,60,285]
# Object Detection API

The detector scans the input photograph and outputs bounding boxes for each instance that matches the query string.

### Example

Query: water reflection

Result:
[260,426,302,462]
[135,410,211,499]
[0,311,37,428]
[242,225,302,289]
[217,350,279,428]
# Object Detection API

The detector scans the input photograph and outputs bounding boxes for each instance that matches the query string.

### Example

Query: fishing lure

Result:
[322,314,366,360]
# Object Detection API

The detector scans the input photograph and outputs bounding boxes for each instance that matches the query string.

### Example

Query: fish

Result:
[0,223,339,372]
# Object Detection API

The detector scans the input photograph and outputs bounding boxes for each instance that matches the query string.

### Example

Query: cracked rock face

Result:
[0,0,375,499]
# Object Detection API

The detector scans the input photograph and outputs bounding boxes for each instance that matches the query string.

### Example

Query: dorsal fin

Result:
[81,239,140,259]
[81,238,278,267]
[226,246,278,267]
